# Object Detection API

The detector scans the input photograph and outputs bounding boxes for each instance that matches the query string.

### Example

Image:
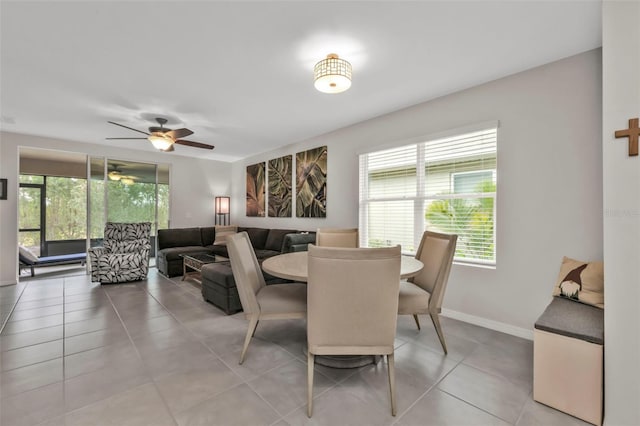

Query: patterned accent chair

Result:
[88,222,152,284]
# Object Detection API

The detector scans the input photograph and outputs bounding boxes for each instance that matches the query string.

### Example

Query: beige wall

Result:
[232,49,603,336]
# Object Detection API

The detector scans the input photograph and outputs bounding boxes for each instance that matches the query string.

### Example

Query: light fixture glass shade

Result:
[215,196,230,214]
[148,133,174,151]
[108,171,121,181]
[120,177,135,185]
[314,53,352,94]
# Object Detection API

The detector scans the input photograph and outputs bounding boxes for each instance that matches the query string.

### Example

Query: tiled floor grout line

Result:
[99,283,181,426]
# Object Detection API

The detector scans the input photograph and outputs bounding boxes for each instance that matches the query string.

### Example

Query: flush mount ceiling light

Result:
[148,132,174,151]
[314,53,352,94]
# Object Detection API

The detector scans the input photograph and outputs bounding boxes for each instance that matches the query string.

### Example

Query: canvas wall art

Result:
[296,146,327,218]
[268,155,292,217]
[246,162,265,217]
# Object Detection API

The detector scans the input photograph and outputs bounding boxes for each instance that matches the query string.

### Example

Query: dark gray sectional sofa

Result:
[156,226,316,314]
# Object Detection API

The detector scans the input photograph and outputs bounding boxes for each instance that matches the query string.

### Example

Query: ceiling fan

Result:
[107,163,138,185]
[107,117,214,152]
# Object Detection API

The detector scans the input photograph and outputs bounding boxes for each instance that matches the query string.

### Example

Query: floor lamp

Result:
[215,196,230,225]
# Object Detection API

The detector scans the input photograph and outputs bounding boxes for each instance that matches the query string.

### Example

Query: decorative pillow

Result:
[19,246,40,263]
[552,256,604,309]
[213,225,238,246]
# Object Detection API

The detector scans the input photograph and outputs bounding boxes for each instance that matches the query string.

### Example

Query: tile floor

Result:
[0,270,589,426]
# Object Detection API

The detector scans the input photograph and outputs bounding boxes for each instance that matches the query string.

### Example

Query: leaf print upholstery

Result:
[88,222,151,284]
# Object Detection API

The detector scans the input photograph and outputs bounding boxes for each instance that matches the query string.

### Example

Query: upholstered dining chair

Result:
[307,244,401,417]
[226,232,307,364]
[398,230,457,354]
[315,228,359,248]
[88,222,151,284]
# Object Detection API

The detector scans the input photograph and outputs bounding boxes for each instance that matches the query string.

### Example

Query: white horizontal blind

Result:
[359,128,497,264]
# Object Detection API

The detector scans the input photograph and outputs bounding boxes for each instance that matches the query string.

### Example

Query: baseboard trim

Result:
[0,280,18,287]
[442,308,534,341]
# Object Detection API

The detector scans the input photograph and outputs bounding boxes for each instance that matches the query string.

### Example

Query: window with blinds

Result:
[359,127,497,265]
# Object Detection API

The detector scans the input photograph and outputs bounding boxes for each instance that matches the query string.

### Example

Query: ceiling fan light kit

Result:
[148,133,174,151]
[107,117,214,152]
[314,53,352,94]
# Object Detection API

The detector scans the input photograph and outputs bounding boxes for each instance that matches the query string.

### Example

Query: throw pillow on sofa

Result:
[552,256,604,309]
[214,225,238,246]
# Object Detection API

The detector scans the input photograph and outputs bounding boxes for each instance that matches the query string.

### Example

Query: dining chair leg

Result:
[252,320,260,337]
[430,313,448,354]
[413,314,421,330]
[307,351,315,418]
[239,316,259,364]
[387,353,397,416]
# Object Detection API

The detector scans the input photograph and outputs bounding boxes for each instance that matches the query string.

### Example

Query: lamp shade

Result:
[314,53,352,94]
[215,196,230,214]
[148,133,174,151]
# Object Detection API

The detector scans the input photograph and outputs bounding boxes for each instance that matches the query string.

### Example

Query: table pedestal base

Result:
[304,346,381,369]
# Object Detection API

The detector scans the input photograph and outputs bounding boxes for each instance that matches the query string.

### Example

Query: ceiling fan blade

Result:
[106,137,148,140]
[175,139,215,150]
[107,121,150,136]
[166,128,194,139]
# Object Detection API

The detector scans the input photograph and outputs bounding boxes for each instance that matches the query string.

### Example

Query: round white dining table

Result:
[262,250,424,282]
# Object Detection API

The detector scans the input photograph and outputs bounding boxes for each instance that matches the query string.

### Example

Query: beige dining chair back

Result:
[227,232,307,364]
[398,230,457,354]
[315,228,359,248]
[306,244,401,417]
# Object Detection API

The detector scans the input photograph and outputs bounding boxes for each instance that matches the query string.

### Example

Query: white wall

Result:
[231,49,603,335]
[0,131,232,285]
[603,1,640,424]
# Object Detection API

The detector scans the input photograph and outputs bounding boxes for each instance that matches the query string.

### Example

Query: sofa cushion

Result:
[213,225,238,246]
[209,245,229,257]
[159,246,212,262]
[552,256,604,309]
[201,227,216,246]
[158,228,202,250]
[254,249,281,260]
[239,227,270,250]
[264,229,297,252]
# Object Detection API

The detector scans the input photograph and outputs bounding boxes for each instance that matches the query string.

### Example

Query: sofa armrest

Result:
[282,232,316,253]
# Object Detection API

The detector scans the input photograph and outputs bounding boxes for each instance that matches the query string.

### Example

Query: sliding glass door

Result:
[89,157,170,259]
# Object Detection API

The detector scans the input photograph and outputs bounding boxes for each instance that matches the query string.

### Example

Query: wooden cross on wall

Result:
[615,118,640,156]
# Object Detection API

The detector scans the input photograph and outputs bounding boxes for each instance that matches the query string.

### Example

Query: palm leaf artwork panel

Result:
[246,162,265,217]
[296,146,327,218]
[268,155,293,217]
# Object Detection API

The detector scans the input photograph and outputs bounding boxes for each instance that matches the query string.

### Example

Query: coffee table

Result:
[180,252,228,284]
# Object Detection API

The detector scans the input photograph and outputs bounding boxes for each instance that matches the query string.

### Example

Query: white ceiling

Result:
[1,1,602,162]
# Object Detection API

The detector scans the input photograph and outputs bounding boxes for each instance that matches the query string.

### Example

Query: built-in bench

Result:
[533,297,604,425]
[19,252,87,277]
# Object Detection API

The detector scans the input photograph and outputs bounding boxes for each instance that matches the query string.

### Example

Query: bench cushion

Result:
[534,297,604,345]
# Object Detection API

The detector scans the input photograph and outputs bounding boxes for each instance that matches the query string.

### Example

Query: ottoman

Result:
[533,297,604,426]
[201,262,242,315]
